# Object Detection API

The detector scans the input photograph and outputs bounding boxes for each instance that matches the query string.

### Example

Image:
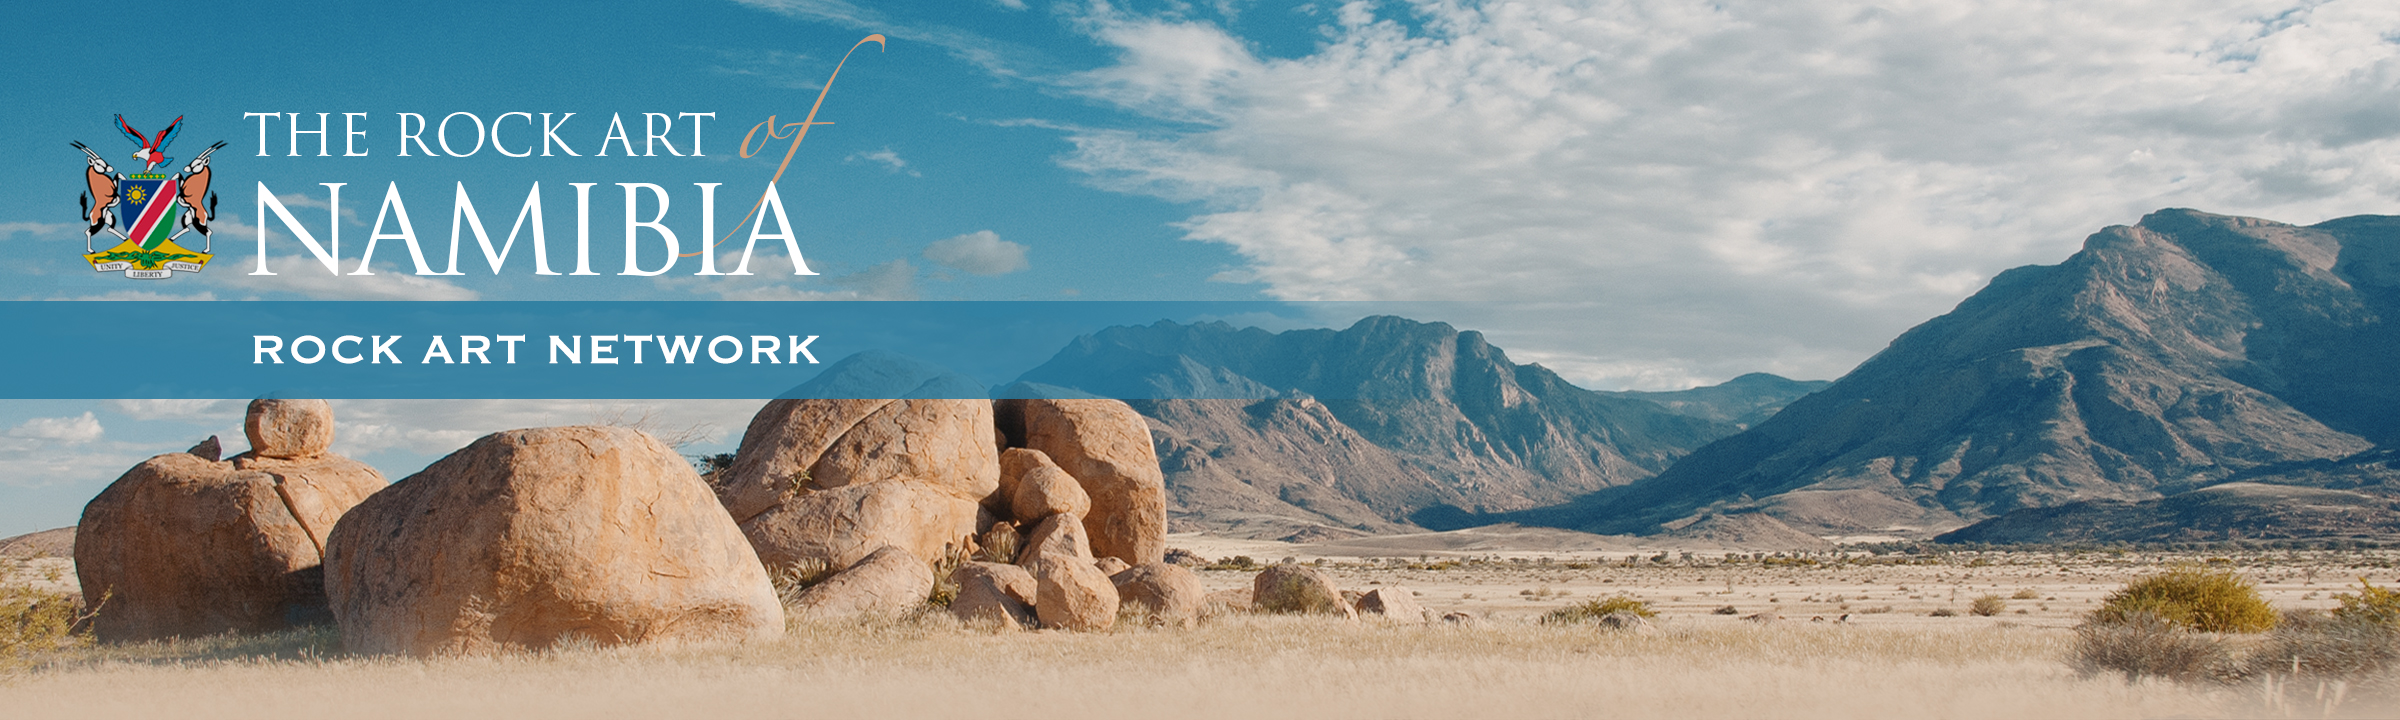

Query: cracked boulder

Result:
[324,426,782,656]
[74,400,385,643]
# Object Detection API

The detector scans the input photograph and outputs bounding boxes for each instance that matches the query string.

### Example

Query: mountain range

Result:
[1016,208,2400,544]
[1010,317,1826,539]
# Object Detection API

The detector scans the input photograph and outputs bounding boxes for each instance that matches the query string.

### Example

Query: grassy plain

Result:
[6,543,2399,719]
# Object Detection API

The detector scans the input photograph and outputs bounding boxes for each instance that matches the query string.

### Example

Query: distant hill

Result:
[1014,317,1824,538]
[0,526,73,558]
[1547,209,2400,541]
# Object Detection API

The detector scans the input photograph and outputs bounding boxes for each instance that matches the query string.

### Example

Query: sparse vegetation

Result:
[2332,577,2400,627]
[2073,612,2233,684]
[2242,610,2400,683]
[2010,589,2041,600]
[1711,605,1740,615]
[2088,566,2277,633]
[1928,608,1958,617]
[1969,595,2006,617]
[769,559,836,606]
[1203,555,1261,571]
[1541,594,1655,624]
[2,583,94,669]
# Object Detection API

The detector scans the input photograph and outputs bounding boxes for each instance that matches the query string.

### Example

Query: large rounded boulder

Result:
[74,438,385,643]
[994,398,1167,565]
[712,398,998,572]
[324,426,782,656]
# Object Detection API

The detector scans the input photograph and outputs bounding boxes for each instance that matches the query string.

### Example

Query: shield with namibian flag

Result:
[85,174,210,278]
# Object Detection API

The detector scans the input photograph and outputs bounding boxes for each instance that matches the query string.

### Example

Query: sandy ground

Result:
[1167,531,2395,628]
[10,534,2400,719]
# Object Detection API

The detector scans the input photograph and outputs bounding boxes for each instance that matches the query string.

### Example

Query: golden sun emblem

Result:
[125,185,147,204]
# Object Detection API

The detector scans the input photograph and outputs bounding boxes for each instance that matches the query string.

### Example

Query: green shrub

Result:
[2073,612,2233,684]
[2,583,95,668]
[1542,594,1655,624]
[1970,595,2007,617]
[2089,566,2277,633]
[2332,578,2400,628]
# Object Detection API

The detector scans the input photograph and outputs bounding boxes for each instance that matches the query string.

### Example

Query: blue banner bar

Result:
[0,301,1373,399]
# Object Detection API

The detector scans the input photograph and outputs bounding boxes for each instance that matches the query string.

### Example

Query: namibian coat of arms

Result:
[70,116,225,279]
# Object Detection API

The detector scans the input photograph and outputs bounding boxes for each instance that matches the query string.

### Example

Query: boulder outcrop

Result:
[324,426,782,656]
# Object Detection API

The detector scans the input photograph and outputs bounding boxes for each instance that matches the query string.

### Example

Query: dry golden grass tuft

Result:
[0,612,2266,719]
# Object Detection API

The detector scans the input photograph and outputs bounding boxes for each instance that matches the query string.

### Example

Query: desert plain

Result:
[8,527,2398,719]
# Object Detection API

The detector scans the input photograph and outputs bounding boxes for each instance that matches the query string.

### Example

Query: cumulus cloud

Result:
[324,399,758,458]
[8,412,102,444]
[923,230,1029,275]
[1033,0,2400,388]
[847,147,922,176]
[107,399,242,421]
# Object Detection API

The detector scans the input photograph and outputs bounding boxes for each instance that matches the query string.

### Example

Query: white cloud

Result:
[7,412,102,444]
[215,251,481,301]
[0,222,77,240]
[664,251,921,300]
[323,399,760,458]
[1038,0,2400,388]
[846,147,922,176]
[108,399,243,421]
[923,230,1030,275]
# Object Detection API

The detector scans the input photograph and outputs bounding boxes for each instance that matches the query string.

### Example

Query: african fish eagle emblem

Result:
[69,115,225,279]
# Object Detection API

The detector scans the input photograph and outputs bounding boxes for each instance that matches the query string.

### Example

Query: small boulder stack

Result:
[74,399,386,643]
[323,426,783,656]
[712,398,998,573]
[993,397,1166,566]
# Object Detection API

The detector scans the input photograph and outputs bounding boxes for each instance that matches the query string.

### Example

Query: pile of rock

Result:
[73,399,387,643]
[66,383,1227,653]
[708,390,1191,630]
[1251,562,1428,623]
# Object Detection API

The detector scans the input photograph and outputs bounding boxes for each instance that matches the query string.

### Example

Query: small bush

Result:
[2089,566,2277,633]
[1204,556,1260,571]
[1711,605,1740,615]
[1971,595,2007,617]
[1543,594,1655,625]
[1929,608,1959,617]
[2073,612,2233,684]
[2011,589,2041,600]
[771,559,836,606]
[3,584,95,668]
[2243,610,2400,682]
[2332,578,2400,628]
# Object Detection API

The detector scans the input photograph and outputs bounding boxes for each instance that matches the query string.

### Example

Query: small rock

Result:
[1355,586,1427,624]
[1034,556,1117,631]
[186,435,221,462]
[1112,562,1205,628]
[1003,448,1091,523]
[1441,611,1479,626]
[246,398,335,459]
[1252,564,1354,618]
[1094,556,1131,576]
[948,561,1036,628]
[1018,512,1094,566]
[1163,548,1204,567]
[791,545,934,620]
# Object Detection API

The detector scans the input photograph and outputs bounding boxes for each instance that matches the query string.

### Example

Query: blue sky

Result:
[4,0,2398,535]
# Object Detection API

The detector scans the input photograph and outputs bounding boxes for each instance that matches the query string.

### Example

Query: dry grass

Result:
[0,614,2259,720]
[13,548,2400,718]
